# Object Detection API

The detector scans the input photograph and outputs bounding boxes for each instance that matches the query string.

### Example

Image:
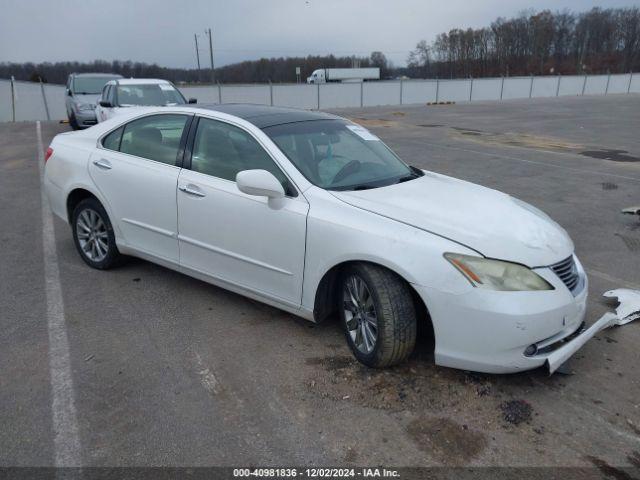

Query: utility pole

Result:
[578,30,589,74]
[206,28,215,84]
[194,34,201,82]
[10,76,15,122]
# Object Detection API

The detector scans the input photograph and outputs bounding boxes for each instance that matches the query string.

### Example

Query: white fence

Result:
[2,72,639,122]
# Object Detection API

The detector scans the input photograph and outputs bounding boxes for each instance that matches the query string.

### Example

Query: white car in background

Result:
[44,104,592,374]
[95,78,196,122]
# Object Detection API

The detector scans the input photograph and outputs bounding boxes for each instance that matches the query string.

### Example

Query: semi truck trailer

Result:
[306,67,380,84]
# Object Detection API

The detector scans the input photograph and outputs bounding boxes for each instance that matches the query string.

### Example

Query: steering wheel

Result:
[331,160,361,184]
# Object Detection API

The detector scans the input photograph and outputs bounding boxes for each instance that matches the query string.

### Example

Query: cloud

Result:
[0,0,634,68]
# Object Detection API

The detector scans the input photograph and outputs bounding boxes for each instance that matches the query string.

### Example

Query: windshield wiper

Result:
[396,173,420,184]
[396,167,424,184]
[397,175,416,183]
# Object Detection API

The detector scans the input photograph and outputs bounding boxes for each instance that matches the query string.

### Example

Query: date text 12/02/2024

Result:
[232,468,400,478]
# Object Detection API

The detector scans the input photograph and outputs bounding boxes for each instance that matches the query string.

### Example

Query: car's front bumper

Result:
[412,256,590,374]
[72,109,97,128]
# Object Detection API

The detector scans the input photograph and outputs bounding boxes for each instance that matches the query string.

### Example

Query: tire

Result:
[339,263,417,367]
[69,113,79,130]
[71,198,121,269]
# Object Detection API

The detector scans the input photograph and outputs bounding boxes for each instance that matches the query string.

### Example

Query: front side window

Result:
[119,114,188,165]
[116,84,185,107]
[108,85,117,104]
[263,119,415,190]
[191,117,291,192]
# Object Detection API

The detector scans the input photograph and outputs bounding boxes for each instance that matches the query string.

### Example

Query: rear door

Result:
[176,116,308,306]
[89,113,192,262]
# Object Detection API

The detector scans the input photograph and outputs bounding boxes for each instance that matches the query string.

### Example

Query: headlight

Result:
[76,103,95,111]
[444,253,554,291]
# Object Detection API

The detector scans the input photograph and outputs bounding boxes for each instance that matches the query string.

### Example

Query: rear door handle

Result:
[92,158,112,170]
[179,184,206,197]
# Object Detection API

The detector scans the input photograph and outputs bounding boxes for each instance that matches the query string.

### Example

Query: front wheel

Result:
[339,263,417,367]
[69,113,79,130]
[71,198,121,269]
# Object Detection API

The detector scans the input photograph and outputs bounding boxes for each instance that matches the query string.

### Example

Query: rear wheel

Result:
[339,263,417,367]
[71,198,121,269]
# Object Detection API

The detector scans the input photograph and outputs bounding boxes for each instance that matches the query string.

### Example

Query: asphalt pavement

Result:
[1,94,639,474]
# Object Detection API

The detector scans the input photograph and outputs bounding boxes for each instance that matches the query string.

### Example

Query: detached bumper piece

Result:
[546,289,640,374]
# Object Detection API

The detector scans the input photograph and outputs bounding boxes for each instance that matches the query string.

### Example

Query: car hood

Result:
[331,171,573,267]
[73,93,100,105]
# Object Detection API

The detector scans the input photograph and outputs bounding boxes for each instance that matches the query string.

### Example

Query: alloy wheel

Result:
[343,274,378,354]
[76,208,109,262]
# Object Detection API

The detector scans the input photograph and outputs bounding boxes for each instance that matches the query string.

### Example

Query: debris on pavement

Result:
[603,289,640,325]
[499,400,533,425]
[621,205,640,217]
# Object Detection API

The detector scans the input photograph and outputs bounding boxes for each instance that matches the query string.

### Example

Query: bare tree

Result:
[408,6,640,78]
[3,7,639,84]
[407,40,432,77]
[370,51,389,78]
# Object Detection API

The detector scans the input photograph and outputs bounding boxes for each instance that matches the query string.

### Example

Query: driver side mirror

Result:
[99,100,113,108]
[236,170,285,199]
[67,89,73,97]
[188,98,197,104]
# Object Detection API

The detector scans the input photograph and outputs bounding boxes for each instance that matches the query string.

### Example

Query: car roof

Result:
[192,103,339,128]
[107,78,172,86]
[71,73,122,78]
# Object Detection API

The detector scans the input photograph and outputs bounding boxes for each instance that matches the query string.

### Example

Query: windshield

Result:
[73,76,118,94]
[264,119,417,190]
[116,84,185,107]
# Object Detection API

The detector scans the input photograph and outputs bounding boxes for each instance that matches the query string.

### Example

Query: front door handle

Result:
[179,184,206,197]
[93,159,112,170]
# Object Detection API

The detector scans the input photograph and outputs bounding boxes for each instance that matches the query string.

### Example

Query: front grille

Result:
[550,255,580,292]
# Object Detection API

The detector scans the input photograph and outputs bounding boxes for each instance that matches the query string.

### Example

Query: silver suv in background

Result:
[65,73,122,129]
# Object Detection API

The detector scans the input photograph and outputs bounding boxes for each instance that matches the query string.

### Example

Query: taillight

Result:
[44,147,53,163]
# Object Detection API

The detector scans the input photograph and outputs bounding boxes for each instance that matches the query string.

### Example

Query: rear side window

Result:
[119,114,188,165]
[102,126,123,151]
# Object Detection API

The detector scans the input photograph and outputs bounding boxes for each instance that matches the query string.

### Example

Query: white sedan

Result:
[44,104,590,373]
[95,78,195,123]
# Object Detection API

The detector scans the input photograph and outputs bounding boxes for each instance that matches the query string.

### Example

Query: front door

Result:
[96,84,114,122]
[89,113,191,262]
[177,116,308,307]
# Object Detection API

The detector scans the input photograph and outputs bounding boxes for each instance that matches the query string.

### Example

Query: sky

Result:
[1,0,638,68]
